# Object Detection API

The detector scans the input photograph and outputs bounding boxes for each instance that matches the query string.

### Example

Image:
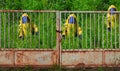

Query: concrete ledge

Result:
[0,49,120,67]
[0,51,14,66]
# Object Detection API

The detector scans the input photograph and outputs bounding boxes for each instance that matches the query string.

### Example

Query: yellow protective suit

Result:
[62,14,82,38]
[106,5,118,31]
[18,13,38,39]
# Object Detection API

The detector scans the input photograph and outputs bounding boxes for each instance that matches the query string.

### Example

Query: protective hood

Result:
[108,5,117,15]
[67,14,77,24]
[21,13,30,23]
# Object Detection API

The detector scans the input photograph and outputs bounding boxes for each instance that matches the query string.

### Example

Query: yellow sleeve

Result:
[77,26,82,36]
[62,23,68,36]
[31,23,38,33]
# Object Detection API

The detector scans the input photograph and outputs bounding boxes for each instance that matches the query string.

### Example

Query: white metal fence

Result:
[0,10,56,49]
[1,10,120,68]
[60,11,120,49]
[0,10,120,49]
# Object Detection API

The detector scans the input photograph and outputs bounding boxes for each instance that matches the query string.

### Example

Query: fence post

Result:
[56,11,61,66]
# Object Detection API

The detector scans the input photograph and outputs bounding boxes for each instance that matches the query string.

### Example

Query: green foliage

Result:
[0,0,120,10]
[72,0,101,10]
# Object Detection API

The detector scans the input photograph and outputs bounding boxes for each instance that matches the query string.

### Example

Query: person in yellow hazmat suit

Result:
[106,5,118,31]
[18,13,38,39]
[62,14,82,39]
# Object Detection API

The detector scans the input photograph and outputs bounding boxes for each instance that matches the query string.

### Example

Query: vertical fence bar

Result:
[107,15,108,49]
[86,13,87,48]
[71,13,74,48]
[81,13,83,49]
[73,12,74,49]
[8,12,10,48]
[13,12,15,48]
[33,12,35,48]
[68,12,70,49]
[47,12,49,48]
[0,12,2,48]
[102,13,104,48]
[43,12,44,48]
[4,12,6,48]
[60,12,62,49]
[60,12,62,50]
[98,14,100,48]
[64,13,67,49]
[90,13,92,48]
[77,13,79,48]
[25,12,27,48]
[56,11,61,66]
[34,12,36,48]
[110,13,112,48]
[29,12,31,48]
[38,12,40,48]
[35,12,37,48]
[110,14,112,49]
[115,14,116,48]
[22,12,24,48]
[94,13,96,48]
[17,12,18,48]
[52,13,54,48]
[119,14,120,48]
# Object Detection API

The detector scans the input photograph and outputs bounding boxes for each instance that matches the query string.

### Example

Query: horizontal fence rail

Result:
[0,10,120,68]
[0,10,57,12]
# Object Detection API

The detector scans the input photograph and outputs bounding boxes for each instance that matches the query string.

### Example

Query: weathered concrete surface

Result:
[61,51,103,67]
[104,51,120,67]
[0,50,14,66]
[0,49,120,67]
[15,50,57,66]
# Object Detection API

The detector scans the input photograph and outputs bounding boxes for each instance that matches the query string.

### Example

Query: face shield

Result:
[68,16,76,24]
[110,8,117,15]
[22,16,28,23]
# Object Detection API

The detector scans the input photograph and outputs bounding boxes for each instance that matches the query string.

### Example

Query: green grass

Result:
[0,12,120,49]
